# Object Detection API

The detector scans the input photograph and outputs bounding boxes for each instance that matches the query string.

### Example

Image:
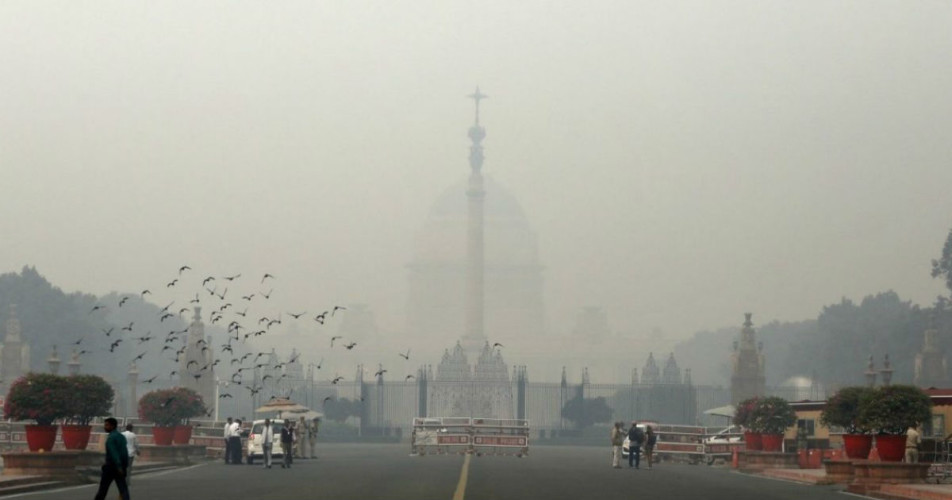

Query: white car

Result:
[246,419,286,465]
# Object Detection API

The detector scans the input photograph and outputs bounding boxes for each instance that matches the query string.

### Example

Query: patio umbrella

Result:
[703,405,736,418]
[255,397,311,417]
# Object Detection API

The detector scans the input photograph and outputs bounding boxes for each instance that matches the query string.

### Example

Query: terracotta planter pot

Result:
[842,434,873,460]
[875,434,906,462]
[152,426,175,446]
[173,425,193,445]
[24,424,58,452]
[744,431,762,451]
[761,433,784,452]
[61,424,93,450]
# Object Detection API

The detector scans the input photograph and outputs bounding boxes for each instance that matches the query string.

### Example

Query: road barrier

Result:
[411,417,530,457]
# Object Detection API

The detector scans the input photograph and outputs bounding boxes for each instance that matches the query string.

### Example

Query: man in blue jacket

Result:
[94,417,130,500]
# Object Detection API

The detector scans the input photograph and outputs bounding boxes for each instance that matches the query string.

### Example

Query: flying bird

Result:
[405,374,415,381]
[122,322,134,332]
[344,342,357,350]
[160,397,175,407]
[132,352,147,362]
[492,343,504,349]
[202,276,215,286]
[314,312,327,324]
[119,297,129,308]
[261,273,275,283]
[179,265,191,275]
[399,349,410,360]
[219,393,233,399]
[241,294,255,301]
[73,338,84,346]
[288,311,306,319]
[109,339,122,352]
[322,396,333,405]
[261,289,273,300]
[141,290,151,297]
[102,327,115,337]
[332,305,347,316]
[331,376,344,385]
[167,279,178,288]
[144,375,158,384]
[374,369,387,377]
[223,274,241,281]
[330,336,342,347]
[89,305,105,314]
[190,294,200,304]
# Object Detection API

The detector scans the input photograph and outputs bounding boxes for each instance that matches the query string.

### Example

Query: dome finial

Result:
[466,87,487,173]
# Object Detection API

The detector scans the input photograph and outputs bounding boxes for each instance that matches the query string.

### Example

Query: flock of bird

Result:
[81,265,472,409]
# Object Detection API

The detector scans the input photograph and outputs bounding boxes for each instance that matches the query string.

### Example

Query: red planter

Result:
[761,433,784,452]
[173,425,193,445]
[744,431,763,451]
[875,435,906,462]
[24,424,58,452]
[152,426,175,446]
[61,425,93,450]
[842,434,873,460]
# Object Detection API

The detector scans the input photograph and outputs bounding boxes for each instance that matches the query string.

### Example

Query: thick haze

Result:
[2,1,951,363]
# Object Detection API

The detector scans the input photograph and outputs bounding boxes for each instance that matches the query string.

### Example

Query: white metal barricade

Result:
[411,417,530,457]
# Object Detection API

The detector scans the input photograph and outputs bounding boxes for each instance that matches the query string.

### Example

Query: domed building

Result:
[405,172,546,347]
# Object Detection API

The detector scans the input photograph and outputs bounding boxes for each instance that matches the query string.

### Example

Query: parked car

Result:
[246,419,285,465]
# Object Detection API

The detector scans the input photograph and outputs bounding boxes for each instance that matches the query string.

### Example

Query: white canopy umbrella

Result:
[255,397,310,418]
[703,405,736,419]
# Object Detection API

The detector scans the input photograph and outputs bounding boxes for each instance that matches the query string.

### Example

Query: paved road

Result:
[17,444,852,500]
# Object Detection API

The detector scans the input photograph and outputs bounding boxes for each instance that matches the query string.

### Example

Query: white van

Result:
[246,419,286,465]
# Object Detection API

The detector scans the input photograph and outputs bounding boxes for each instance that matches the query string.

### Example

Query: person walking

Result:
[93,417,130,500]
[223,417,234,464]
[644,426,656,469]
[261,419,275,469]
[627,421,644,469]
[610,422,625,468]
[229,419,243,465]
[296,417,307,459]
[121,424,140,485]
[309,418,319,459]
[906,423,921,463]
[280,419,293,469]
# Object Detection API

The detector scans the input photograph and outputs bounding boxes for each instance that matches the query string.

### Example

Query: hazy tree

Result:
[933,227,952,295]
[561,395,612,429]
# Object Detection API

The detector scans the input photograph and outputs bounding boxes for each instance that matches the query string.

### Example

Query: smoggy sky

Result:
[2,1,951,352]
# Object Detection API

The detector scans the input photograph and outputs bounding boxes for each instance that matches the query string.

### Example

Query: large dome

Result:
[428,175,528,222]
[406,175,545,346]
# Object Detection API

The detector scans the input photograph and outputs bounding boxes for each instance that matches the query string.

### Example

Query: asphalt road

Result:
[15,444,853,500]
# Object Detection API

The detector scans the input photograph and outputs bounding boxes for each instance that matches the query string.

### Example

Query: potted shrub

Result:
[734,396,763,451]
[139,387,206,446]
[820,386,875,459]
[3,373,70,452]
[751,396,796,452]
[62,375,114,450]
[858,385,932,462]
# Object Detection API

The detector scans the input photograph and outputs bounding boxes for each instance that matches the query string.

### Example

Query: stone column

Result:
[128,362,139,417]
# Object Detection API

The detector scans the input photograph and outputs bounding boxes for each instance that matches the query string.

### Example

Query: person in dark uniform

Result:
[628,421,645,469]
[94,417,130,500]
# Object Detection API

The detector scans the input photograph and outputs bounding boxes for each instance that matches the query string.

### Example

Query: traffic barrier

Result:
[411,417,530,457]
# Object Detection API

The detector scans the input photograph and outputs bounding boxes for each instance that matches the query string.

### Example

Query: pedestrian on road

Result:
[281,419,294,468]
[261,419,275,469]
[309,418,319,459]
[223,417,234,464]
[94,417,130,500]
[644,426,656,469]
[627,421,644,469]
[229,419,242,465]
[121,423,140,485]
[296,417,307,459]
[610,422,625,468]
[906,423,921,463]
